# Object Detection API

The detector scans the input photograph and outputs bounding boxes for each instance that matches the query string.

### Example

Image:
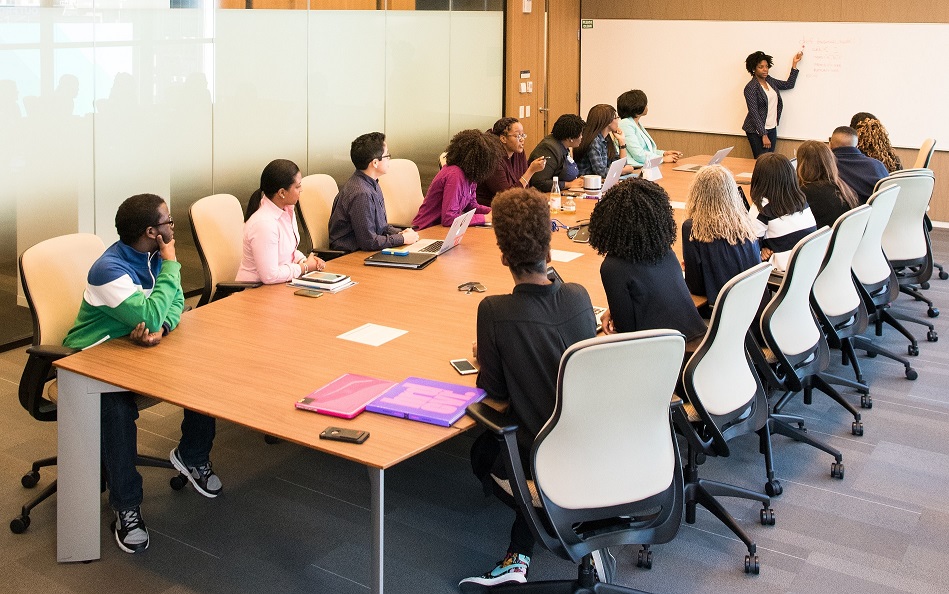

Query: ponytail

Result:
[245,188,265,221]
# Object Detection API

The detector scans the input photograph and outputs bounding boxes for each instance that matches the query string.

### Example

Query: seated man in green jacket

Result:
[64,193,220,554]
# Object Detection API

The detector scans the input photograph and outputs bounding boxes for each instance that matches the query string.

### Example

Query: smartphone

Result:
[300,271,349,284]
[450,358,478,375]
[546,265,564,283]
[382,248,410,256]
[294,288,324,298]
[319,426,369,444]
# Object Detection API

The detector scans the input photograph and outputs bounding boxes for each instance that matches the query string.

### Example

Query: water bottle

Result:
[549,177,561,213]
[562,193,576,213]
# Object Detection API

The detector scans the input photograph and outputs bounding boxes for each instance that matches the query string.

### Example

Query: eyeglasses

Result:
[506,133,528,141]
[153,217,174,229]
[379,154,392,160]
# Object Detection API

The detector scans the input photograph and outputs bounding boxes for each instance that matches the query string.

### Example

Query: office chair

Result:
[672,262,775,574]
[877,169,940,320]
[465,330,686,592]
[189,193,262,306]
[910,140,945,282]
[378,158,425,229]
[753,228,852,480]
[11,234,181,534]
[299,173,345,261]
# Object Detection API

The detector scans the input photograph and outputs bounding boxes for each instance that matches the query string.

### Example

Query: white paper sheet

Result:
[337,323,408,347]
[550,249,583,262]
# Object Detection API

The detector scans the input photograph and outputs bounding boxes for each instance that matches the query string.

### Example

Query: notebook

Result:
[295,373,396,419]
[673,146,734,172]
[366,377,486,427]
[401,209,476,254]
[364,251,437,270]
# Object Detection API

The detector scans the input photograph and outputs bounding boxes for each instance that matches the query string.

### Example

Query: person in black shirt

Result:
[796,140,859,229]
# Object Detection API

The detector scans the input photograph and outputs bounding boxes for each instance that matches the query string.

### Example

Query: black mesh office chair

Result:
[11,234,182,534]
[465,331,685,593]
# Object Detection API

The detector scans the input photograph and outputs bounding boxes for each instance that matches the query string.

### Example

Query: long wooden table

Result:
[52,154,756,592]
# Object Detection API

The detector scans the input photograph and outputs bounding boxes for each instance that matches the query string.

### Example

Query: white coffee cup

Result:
[583,175,602,191]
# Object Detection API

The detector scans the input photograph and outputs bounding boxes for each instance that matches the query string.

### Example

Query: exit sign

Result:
[581,20,593,29]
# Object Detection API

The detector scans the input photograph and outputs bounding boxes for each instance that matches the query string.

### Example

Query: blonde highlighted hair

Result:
[855,118,903,173]
[685,165,757,245]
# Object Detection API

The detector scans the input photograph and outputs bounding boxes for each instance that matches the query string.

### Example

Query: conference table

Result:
[53,154,756,593]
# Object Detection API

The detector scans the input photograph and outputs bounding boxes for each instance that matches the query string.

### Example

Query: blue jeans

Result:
[101,391,216,511]
[747,128,778,158]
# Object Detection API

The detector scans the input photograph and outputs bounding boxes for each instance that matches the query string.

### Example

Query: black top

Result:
[682,219,761,306]
[528,136,569,193]
[328,170,405,252]
[601,251,707,341]
[832,146,889,204]
[801,180,852,229]
[476,279,596,462]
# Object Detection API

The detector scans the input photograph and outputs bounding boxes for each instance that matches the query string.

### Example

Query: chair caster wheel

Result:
[21,471,40,489]
[765,480,782,497]
[927,331,938,342]
[928,307,939,318]
[636,548,653,569]
[865,351,877,358]
[760,507,775,526]
[908,345,919,356]
[831,462,845,479]
[10,515,30,534]
[921,281,931,290]
[745,554,760,574]
[852,421,864,436]
[940,270,949,280]
[170,473,187,490]
[906,368,918,380]
[860,394,872,409]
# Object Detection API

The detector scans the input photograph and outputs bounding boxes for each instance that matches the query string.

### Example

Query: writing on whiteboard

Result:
[801,35,854,77]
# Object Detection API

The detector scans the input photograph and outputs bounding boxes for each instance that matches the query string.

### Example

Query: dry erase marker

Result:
[382,248,410,256]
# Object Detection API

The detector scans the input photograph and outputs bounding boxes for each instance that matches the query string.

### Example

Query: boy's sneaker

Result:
[170,447,222,498]
[112,507,149,554]
[459,552,530,591]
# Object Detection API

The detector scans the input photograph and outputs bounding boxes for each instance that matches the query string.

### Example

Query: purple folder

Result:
[365,377,486,427]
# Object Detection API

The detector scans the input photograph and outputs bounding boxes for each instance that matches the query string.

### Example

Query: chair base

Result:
[769,415,845,479]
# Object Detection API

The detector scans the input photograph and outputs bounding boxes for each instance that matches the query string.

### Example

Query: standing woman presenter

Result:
[742,49,803,158]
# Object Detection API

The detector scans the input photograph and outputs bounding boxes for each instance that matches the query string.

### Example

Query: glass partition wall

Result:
[0,1,502,348]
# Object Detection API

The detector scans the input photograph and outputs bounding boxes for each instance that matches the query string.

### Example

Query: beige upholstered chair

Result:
[189,193,260,306]
[378,158,425,229]
[299,173,338,253]
[913,138,936,169]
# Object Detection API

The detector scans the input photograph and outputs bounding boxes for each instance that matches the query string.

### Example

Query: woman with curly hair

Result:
[476,117,548,206]
[749,153,817,272]
[589,177,706,342]
[796,140,859,229]
[413,129,503,229]
[682,165,760,307]
[574,103,635,178]
[851,114,903,173]
[742,49,803,157]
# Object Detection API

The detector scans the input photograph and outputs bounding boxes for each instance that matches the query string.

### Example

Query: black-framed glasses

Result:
[153,217,174,229]
[506,133,527,141]
[379,154,392,160]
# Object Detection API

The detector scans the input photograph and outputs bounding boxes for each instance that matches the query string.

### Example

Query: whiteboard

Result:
[580,20,949,150]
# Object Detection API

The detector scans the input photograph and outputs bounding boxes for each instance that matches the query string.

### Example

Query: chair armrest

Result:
[312,249,347,262]
[26,344,79,361]
[210,281,262,304]
[19,345,76,422]
[466,402,518,436]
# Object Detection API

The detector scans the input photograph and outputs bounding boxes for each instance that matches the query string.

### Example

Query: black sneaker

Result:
[170,448,222,498]
[112,507,149,553]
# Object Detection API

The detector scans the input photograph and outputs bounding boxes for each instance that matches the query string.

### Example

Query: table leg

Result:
[368,467,384,594]
[56,370,105,562]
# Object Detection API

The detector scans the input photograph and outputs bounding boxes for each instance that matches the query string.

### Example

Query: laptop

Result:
[401,209,476,254]
[364,251,437,270]
[673,146,734,172]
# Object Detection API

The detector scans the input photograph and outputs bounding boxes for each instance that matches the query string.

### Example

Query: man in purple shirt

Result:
[830,126,889,204]
[328,132,419,252]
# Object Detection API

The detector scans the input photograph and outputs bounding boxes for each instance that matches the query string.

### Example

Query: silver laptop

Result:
[673,146,734,172]
[601,157,627,193]
[401,209,476,254]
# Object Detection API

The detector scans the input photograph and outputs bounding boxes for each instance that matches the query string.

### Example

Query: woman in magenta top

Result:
[413,129,501,230]
[476,117,547,207]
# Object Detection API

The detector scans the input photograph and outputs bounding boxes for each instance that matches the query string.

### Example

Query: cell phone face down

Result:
[294,288,324,298]
[450,359,478,375]
[319,426,369,444]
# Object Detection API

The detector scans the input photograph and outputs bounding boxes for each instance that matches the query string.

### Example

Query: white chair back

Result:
[764,228,832,357]
[852,186,899,287]
[813,206,872,317]
[876,169,934,261]
[378,158,424,228]
[300,174,338,251]
[689,263,771,416]
[913,138,936,169]
[19,233,106,346]
[189,193,244,305]
[534,330,684,509]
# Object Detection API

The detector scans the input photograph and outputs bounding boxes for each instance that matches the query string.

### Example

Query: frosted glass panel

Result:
[214,9,308,206]
[449,12,502,132]
[385,11,451,187]
[308,11,386,182]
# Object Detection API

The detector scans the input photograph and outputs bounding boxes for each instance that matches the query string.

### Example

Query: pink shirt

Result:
[412,165,490,230]
[236,196,306,284]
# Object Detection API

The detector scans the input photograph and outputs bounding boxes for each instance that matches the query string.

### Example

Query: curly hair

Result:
[745,51,773,75]
[116,193,166,245]
[750,153,806,217]
[491,187,551,276]
[575,104,619,164]
[489,117,519,136]
[444,129,505,184]
[588,178,676,264]
[796,140,859,209]
[849,112,876,128]
[686,165,757,245]
[550,114,585,141]
[855,118,903,173]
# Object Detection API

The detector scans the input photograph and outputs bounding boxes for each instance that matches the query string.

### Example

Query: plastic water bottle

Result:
[549,177,561,213]
[562,193,576,213]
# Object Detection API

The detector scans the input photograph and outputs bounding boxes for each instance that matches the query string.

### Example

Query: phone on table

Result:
[294,288,324,298]
[301,271,349,284]
[450,358,478,375]
[319,426,369,444]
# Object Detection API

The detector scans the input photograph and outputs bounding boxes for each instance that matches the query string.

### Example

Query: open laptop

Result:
[673,146,734,172]
[401,209,476,254]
